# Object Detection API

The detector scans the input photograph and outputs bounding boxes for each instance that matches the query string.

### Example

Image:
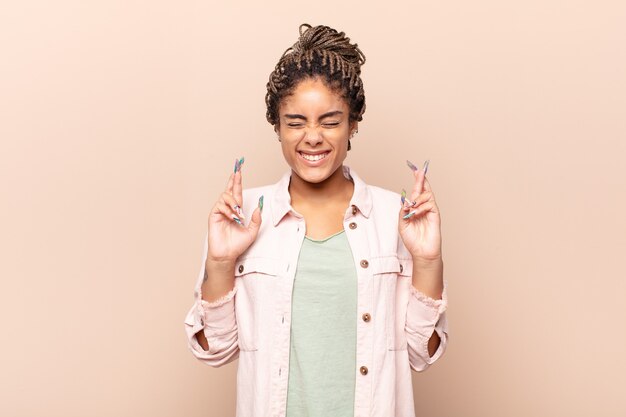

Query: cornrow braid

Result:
[265,23,366,126]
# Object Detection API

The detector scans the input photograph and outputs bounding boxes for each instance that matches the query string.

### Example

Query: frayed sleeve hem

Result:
[200,285,238,309]
[409,279,448,315]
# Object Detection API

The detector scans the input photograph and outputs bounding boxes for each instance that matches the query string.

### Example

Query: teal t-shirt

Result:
[286,229,358,417]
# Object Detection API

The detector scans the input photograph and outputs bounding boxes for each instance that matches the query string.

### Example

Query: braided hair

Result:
[265,24,367,127]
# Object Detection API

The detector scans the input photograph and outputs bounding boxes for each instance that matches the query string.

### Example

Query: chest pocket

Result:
[233,256,281,352]
[371,255,412,351]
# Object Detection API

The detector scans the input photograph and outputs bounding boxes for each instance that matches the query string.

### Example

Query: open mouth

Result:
[298,151,330,163]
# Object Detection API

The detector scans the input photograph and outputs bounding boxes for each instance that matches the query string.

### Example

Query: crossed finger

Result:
[410,160,428,202]
[224,157,245,219]
[225,171,234,196]
[233,161,243,207]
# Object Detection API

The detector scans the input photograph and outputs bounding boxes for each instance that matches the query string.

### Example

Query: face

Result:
[276,77,357,184]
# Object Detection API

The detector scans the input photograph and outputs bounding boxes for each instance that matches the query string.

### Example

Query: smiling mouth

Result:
[298,151,330,162]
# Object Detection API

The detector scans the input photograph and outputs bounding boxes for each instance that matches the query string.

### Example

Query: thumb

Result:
[247,196,264,236]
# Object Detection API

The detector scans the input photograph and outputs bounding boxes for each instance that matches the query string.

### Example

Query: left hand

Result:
[398,161,442,261]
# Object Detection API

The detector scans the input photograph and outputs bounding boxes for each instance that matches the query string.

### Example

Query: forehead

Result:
[279,78,348,113]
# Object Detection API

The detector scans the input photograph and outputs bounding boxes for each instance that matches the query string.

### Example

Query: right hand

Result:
[207,159,263,263]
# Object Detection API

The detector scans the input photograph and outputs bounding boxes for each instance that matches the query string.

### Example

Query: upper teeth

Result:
[301,152,327,161]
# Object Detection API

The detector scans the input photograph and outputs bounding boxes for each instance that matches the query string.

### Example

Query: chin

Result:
[292,163,341,184]
[291,168,323,183]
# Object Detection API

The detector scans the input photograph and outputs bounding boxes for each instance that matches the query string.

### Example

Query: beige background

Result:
[1,1,625,416]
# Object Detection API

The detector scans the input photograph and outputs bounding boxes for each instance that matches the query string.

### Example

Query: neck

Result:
[289,165,354,207]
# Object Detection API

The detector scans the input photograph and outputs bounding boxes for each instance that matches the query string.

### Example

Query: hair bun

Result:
[290,23,366,69]
[266,23,367,126]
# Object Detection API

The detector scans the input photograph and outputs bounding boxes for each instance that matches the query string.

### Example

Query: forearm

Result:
[411,256,444,356]
[197,259,236,350]
[201,259,236,302]
[411,256,443,300]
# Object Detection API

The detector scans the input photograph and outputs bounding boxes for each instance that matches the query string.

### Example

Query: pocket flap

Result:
[370,255,413,276]
[234,256,282,277]
[370,255,401,274]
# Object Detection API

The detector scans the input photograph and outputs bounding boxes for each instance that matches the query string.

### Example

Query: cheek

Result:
[280,142,295,161]
[330,127,351,142]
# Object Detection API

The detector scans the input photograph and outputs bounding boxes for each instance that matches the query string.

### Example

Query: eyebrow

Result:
[283,110,344,120]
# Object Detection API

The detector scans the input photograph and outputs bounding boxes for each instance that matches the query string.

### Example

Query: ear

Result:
[350,121,359,135]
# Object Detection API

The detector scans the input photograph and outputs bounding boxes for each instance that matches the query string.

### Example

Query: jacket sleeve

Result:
[405,278,449,372]
[183,231,239,367]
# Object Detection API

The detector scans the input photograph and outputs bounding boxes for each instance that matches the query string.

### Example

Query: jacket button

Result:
[362,313,371,322]
[360,366,368,375]
[360,259,369,268]
[349,222,357,229]
[400,264,404,273]
[238,265,244,273]
[352,205,357,215]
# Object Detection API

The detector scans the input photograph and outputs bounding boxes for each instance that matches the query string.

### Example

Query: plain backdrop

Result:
[1,1,625,416]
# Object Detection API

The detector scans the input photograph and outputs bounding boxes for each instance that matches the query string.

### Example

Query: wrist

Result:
[205,257,237,275]
[411,256,444,300]
[411,255,443,269]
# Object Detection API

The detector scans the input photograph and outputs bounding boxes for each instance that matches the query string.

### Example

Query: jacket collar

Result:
[271,165,373,227]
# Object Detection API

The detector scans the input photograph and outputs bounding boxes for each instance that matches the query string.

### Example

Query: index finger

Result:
[233,161,243,206]
[423,175,433,192]
[410,159,428,199]
[422,176,437,204]
[225,157,242,196]
[225,170,234,195]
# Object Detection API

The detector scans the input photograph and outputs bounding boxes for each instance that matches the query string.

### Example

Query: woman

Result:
[184,23,449,417]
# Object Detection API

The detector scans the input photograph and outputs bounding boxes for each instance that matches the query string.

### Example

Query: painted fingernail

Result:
[423,159,429,175]
[233,205,245,219]
[406,160,419,172]
[234,156,245,173]
[232,214,244,226]
[403,210,417,220]
[401,189,407,205]
[258,195,264,212]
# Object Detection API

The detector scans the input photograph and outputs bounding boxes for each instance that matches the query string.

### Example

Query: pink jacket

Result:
[184,165,449,417]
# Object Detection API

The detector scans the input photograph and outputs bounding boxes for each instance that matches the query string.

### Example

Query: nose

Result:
[304,126,323,146]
